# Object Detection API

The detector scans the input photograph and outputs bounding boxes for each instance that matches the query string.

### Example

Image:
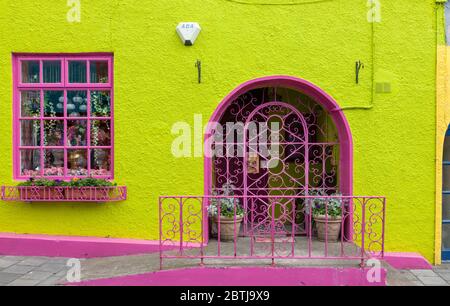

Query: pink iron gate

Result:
[211,93,340,237]
[243,102,310,236]
[159,195,386,269]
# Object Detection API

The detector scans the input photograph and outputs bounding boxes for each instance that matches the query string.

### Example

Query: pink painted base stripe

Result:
[73,267,387,287]
[383,252,433,270]
[0,233,170,258]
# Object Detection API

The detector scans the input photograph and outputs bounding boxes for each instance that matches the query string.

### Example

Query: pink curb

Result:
[0,233,170,258]
[72,267,387,287]
[383,252,433,270]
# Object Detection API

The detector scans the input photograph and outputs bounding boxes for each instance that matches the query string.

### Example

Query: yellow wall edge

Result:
[436,45,450,265]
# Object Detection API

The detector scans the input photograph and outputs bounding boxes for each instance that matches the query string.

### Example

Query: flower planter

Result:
[2,185,127,202]
[67,188,94,201]
[66,187,114,201]
[313,215,343,242]
[214,216,243,242]
[92,188,113,201]
[19,187,65,201]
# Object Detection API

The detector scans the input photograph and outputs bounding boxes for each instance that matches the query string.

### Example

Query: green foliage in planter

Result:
[18,178,66,187]
[209,198,244,218]
[67,178,117,187]
[309,190,343,218]
[208,182,244,218]
[18,178,117,187]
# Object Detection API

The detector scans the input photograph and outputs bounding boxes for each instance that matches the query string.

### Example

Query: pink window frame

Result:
[12,53,114,180]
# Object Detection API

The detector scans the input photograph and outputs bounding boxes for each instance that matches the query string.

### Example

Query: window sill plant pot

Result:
[310,192,343,243]
[16,178,117,202]
[68,188,113,201]
[68,187,94,201]
[66,178,116,201]
[18,186,65,201]
[18,179,65,201]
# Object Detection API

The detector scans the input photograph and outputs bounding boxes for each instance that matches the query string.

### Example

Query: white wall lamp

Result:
[176,22,202,46]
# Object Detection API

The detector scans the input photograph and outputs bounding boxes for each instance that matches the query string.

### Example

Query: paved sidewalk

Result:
[387,265,450,286]
[0,254,449,286]
[0,256,74,286]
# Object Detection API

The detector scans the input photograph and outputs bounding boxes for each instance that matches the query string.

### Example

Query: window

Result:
[13,54,114,179]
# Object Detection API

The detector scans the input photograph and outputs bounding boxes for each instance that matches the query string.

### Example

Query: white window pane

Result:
[21,149,40,176]
[444,224,450,249]
[67,120,87,147]
[68,61,87,83]
[44,150,64,176]
[22,61,40,83]
[444,195,450,221]
[91,120,111,146]
[43,61,61,83]
[21,91,40,117]
[21,120,41,146]
[90,61,108,83]
[67,91,87,117]
[443,165,450,191]
[68,150,88,176]
[44,91,64,117]
[91,149,111,176]
[43,120,64,146]
[91,91,111,117]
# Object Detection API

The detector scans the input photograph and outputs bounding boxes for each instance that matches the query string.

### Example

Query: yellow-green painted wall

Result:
[0,0,441,262]
[436,1,448,264]
[435,1,449,265]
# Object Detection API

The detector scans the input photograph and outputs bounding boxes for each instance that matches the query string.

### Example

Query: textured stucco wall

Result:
[436,1,448,264]
[0,0,439,262]
[436,45,447,265]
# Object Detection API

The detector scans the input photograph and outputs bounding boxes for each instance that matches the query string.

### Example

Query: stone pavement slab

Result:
[22,271,55,281]
[8,278,42,286]
[436,272,450,281]
[417,276,449,286]
[0,259,17,269]
[37,275,65,286]
[0,272,21,285]
[19,257,52,267]
[35,263,67,273]
[0,256,71,286]
[2,265,36,274]
[410,269,439,277]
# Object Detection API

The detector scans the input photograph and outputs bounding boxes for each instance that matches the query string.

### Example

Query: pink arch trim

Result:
[203,76,353,243]
[204,75,353,195]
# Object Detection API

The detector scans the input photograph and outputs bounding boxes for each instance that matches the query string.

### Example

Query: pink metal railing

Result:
[159,195,386,269]
[1,186,127,202]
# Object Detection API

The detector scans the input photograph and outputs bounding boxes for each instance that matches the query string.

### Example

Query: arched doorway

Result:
[204,76,353,238]
[442,127,450,261]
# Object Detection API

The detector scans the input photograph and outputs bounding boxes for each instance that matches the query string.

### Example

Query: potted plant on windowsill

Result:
[311,192,343,242]
[67,178,117,201]
[208,183,244,242]
[18,178,65,201]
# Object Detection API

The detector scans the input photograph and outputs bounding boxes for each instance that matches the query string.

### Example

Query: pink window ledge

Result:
[1,186,127,202]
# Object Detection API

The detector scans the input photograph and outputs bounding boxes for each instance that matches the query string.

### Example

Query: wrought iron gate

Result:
[212,88,340,237]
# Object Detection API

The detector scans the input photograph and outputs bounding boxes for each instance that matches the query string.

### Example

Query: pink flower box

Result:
[64,187,115,202]
[2,186,126,202]
[18,187,65,201]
